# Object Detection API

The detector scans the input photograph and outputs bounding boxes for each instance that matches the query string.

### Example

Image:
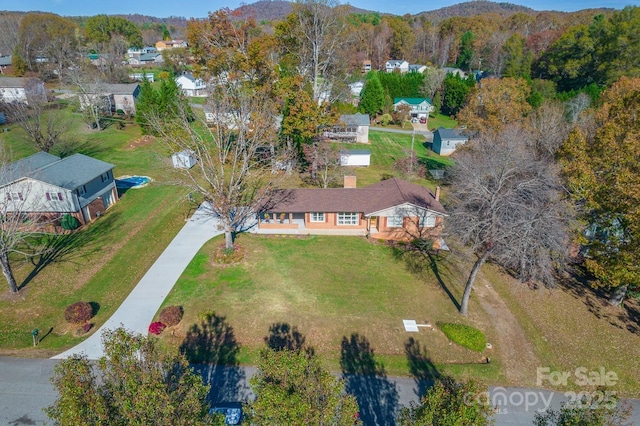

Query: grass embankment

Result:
[0,120,187,355]
[487,265,640,398]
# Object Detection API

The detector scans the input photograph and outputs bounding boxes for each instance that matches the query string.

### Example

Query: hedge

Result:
[437,322,486,352]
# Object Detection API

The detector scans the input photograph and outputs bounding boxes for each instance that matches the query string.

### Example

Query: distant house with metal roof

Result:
[322,113,370,143]
[0,152,119,225]
[432,127,469,156]
[393,98,433,119]
[128,52,164,66]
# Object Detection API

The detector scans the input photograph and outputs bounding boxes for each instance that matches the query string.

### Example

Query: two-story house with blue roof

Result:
[0,152,119,225]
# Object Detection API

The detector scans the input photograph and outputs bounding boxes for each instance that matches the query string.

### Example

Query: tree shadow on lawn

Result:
[181,312,250,404]
[341,333,399,425]
[19,213,119,291]
[404,337,440,399]
[558,266,640,335]
[389,242,461,311]
[264,322,307,352]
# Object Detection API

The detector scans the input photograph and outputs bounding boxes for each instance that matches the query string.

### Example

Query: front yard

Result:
[157,234,501,381]
[0,112,638,399]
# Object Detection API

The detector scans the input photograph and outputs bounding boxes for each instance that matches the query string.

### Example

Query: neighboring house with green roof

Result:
[432,127,469,156]
[393,98,433,119]
[0,152,118,225]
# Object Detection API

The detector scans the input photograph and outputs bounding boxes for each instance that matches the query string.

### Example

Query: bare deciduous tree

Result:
[148,83,286,250]
[303,141,342,188]
[447,125,572,316]
[10,78,69,152]
[0,151,50,293]
[527,100,570,158]
[292,0,349,104]
[66,67,111,131]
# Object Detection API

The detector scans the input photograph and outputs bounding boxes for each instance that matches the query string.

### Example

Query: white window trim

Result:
[310,212,325,223]
[388,215,404,227]
[337,212,359,226]
[420,214,436,228]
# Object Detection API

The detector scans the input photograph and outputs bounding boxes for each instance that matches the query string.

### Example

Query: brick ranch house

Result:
[257,177,447,245]
[0,152,119,226]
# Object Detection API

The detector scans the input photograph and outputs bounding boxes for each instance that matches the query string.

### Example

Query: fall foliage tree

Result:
[16,13,78,77]
[456,77,532,134]
[559,77,640,305]
[249,346,360,425]
[398,377,493,425]
[46,328,210,425]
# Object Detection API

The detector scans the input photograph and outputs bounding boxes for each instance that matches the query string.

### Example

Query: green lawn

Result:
[337,130,453,188]
[157,234,500,379]
[0,116,188,354]
[427,113,458,130]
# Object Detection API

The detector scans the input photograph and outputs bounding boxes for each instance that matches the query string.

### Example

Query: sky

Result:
[1,0,639,18]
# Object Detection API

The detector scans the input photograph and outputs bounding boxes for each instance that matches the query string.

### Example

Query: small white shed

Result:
[340,149,371,167]
[172,150,197,169]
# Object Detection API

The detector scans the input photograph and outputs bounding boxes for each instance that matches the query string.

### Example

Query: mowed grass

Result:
[338,130,453,188]
[158,234,501,379]
[0,116,187,354]
[487,266,640,397]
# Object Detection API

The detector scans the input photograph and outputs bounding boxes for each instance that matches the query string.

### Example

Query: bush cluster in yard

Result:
[148,321,166,335]
[60,214,80,230]
[64,302,93,324]
[438,322,487,352]
[158,306,183,327]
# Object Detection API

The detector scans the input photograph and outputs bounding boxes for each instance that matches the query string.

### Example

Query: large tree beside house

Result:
[559,77,640,305]
[447,125,572,316]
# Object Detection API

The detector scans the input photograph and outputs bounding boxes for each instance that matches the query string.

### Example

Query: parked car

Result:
[419,117,427,124]
[210,405,243,425]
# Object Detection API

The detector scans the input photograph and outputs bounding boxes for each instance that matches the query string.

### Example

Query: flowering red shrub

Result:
[159,306,183,327]
[64,302,94,324]
[148,321,166,335]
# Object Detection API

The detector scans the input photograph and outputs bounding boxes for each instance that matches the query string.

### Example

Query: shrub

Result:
[159,306,183,327]
[60,214,80,230]
[438,323,486,352]
[64,302,94,324]
[378,113,393,126]
[149,321,166,335]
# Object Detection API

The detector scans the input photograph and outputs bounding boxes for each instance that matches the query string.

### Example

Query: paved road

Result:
[370,126,433,142]
[52,203,222,360]
[2,357,639,426]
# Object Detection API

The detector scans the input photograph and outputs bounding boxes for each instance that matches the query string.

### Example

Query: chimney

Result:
[434,186,441,201]
[343,175,357,189]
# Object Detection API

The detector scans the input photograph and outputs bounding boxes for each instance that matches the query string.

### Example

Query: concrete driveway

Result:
[53,203,222,360]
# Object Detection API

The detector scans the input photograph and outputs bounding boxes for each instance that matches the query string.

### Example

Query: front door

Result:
[370,216,378,231]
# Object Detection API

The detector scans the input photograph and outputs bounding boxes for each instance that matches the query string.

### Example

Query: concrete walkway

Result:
[52,203,222,360]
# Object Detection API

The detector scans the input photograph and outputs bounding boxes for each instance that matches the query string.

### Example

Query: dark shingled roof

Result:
[0,76,28,88]
[0,152,114,189]
[435,127,469,140]
[266,178,447,216]
[340,113,370,127]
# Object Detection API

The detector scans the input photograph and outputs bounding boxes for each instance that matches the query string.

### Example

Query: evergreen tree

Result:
[359,73,385,116]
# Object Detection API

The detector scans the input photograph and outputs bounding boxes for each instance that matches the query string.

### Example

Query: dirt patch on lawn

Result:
[126,135,155,150]
[474,272,541,387]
